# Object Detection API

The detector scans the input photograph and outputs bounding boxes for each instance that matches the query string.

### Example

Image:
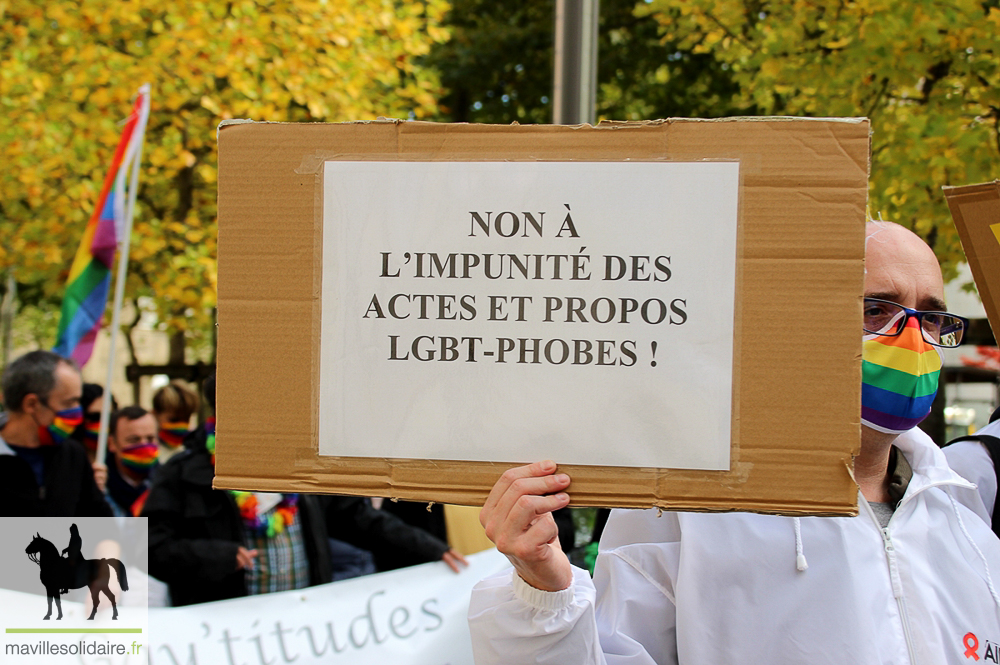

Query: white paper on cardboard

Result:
[319,161,739,470]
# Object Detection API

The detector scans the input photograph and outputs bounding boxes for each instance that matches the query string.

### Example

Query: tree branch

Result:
[700,10,753,51]
[865,77,891,117]
[920,60,952,103]
[992,106,1000,159]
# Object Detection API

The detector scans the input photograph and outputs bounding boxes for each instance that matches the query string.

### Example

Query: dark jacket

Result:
[0,414,113,517]
[143,427,450,606]
[105,456,155,517]
[379,501,575,570]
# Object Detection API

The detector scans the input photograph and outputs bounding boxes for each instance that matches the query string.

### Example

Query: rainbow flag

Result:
[54,87,150,366]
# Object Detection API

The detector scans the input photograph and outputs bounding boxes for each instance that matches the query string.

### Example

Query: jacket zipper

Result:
[861,497,918,664]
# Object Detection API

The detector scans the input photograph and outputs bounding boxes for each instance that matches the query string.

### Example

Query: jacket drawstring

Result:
[793,517,808,572]
[947,488,1000,609]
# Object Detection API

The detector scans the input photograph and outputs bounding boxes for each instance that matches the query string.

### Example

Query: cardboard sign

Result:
[320,161,738,470]
[216,119,869,515]
[944,181,1000,338]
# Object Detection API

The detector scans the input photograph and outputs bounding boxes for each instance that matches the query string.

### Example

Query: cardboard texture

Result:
[215,118,870,516]
[945,181,1000,338]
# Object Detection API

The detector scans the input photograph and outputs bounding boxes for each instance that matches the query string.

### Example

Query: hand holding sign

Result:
[479,460,573,592]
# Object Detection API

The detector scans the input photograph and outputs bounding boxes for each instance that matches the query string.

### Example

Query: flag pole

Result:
[96,84,151,465]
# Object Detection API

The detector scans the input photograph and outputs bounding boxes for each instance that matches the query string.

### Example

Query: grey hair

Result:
[1,351,77,413]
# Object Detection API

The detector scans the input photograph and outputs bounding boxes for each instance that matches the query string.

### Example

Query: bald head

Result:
[864,221,945,312]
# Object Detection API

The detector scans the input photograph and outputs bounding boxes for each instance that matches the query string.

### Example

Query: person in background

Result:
[105,406,159,517]
[102,405,167,608]
[326,534,378,582]
[468,222,1000,664]
[143,374,468,606]
[75,384,115,458]
[0,350,111,516]
[73,382,118,492]
[151,380,199,463]
[379,499,575,572]
[943,404,1000,536]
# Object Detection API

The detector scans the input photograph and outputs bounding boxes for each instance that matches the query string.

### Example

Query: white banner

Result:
[320,161,740,470]
[148,548,509,665]
[0,517,149,665]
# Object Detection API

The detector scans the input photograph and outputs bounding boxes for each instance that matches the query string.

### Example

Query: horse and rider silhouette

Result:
[24,524,128,620]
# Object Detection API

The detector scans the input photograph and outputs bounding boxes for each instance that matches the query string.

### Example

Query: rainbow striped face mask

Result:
[158,423,189,449]
[861,313,943,434]
[119,442,159,476]
[82,420,101,451]
[37,406,84,446]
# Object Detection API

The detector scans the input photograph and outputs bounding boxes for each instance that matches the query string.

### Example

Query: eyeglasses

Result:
[863,297,968,348]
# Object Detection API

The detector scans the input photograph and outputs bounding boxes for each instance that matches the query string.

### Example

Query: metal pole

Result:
[553,0,599,125]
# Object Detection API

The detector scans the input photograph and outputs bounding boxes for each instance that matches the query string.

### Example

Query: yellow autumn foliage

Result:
[1,0,450,349]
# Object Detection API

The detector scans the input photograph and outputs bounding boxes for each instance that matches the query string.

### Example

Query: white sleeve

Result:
[468,565,606,665]
[944,440,996,525]
[468,509,681,665]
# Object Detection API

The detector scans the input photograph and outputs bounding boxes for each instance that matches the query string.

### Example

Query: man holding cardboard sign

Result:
[469,222,1000,664]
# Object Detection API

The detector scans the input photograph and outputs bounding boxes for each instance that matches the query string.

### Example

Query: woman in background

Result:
[151,381,199,463]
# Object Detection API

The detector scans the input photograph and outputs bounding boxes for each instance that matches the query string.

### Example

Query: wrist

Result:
[512,563,571,593]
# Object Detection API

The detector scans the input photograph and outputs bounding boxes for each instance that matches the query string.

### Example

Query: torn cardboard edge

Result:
[218,115,868,130]
[213,118,869,516]
[945,180,1000,340]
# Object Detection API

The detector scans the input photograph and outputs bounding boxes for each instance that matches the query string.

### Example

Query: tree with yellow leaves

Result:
[1,0,449,359]
[644,0,1000,278]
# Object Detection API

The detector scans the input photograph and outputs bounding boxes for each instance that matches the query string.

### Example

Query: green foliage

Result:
[426,1,554,123]
[644,0,1000,279]
[427,0,744,123]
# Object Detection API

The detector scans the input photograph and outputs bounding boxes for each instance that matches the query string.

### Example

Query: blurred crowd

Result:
[0,349,548,606]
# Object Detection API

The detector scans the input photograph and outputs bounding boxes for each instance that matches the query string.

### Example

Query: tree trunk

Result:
[1,272,15,368]
[169,330,186,366]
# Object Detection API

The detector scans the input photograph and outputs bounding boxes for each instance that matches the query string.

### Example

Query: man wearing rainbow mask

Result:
[0,350,112,516]
[467,222,1000,664]
[105,406,159,517]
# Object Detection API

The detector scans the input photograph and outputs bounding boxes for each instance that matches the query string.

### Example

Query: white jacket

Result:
[469,428,1000,664]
